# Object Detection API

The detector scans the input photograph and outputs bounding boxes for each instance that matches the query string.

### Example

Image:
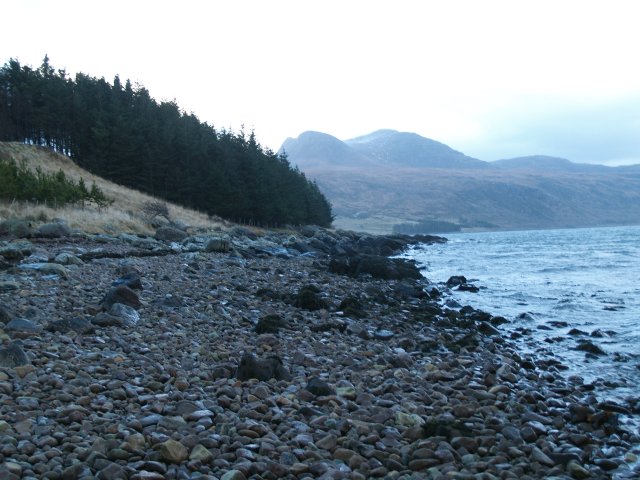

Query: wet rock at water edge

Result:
[0,341,30,367]
[575,340,606,355]
[235,353,291,381]
[446,275,467,287]
[329,254,422,280]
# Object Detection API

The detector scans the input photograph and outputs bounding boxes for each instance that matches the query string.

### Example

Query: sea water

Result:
[405,225,640,427]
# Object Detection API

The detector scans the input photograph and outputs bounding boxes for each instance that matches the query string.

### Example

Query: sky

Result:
[2,0,639,166]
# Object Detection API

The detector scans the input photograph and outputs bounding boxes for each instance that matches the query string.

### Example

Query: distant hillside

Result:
[491,155,613,174]
[281,130,640,233]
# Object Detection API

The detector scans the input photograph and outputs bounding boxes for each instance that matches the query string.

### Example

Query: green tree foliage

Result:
[0,158,112,207]
[0,57,333,227]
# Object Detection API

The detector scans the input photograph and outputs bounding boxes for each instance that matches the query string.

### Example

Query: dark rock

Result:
[92,312,125,327]
[305,377,335,396]
[235,353,291,381]
[155,226,188,243]
[339,295,366,318]
[490,316,509,326]
[255,314,288,334]
[0,303,12,324]
[112,272,143,290]
[255,287,282,301]
[329,254,421,280]
[47,317,95,335]
[5,318,42,335]
[446,275,467,287]
[457,284,480,292]
[568,328,588,336]
[309,319,346,333]
[37,221,71,238]
[294,285,328,311]
[477,321,500,336]
[0,341,30,367]
[101,285,142,310]
[575,340,606,355]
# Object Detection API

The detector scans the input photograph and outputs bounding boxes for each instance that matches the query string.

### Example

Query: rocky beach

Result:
[1,221,639,480]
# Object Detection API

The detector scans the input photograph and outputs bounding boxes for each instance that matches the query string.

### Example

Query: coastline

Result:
[1,224,638,479]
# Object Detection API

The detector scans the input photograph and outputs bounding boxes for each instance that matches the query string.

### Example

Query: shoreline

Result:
[1,223,639,479]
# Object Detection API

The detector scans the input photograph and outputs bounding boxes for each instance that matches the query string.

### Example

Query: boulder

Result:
[255,314,288,334]
[205,237,230,253]
[36,221,71,238]
[294,285,328,311]
[0,341,29,367]
[101,285,142,310]
[155,226,189,243]
[46,317,95,335]
[0,219,33,238]
[112,272,143,290]
[5,318,42,336]
[235,353,291,381]
[446,275,467,287]
[108,303,140,326]
[329,254,422,280]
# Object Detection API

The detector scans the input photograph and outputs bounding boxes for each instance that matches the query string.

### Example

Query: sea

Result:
[404,225,640,436]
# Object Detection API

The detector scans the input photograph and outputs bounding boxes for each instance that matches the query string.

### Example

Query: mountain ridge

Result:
[280,129,640,233]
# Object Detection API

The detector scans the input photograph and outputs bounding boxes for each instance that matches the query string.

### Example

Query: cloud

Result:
[456,94,640,165]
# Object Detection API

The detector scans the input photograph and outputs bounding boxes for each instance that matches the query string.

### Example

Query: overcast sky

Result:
[2,0,639,165]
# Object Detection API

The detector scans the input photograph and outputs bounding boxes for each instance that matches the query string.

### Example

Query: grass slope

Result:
[0,142,227,235]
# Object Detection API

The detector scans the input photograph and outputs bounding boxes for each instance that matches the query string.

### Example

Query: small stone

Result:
[159,439,189,463]
[531,446,554,466]
[305,377,335,396]
[336,386,357,400]
[567,461,590,479]
[189,444,214,463]
[220,470,246,480]
[315,434,337,451]
[395,412,425,428]
[3,461,22,476]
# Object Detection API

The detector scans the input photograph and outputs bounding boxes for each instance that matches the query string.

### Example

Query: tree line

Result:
[0,56,333,227]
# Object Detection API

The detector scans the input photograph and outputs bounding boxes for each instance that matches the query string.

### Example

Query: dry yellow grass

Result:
[0,142,230,235]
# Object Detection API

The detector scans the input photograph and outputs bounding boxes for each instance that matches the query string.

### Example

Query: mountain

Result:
[281,129,485,170]
[280,130,640,233]
[346,129,487,169]
[279,131,373,169]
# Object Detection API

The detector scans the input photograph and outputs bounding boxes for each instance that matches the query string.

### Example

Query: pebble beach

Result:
[1,223,638,480]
